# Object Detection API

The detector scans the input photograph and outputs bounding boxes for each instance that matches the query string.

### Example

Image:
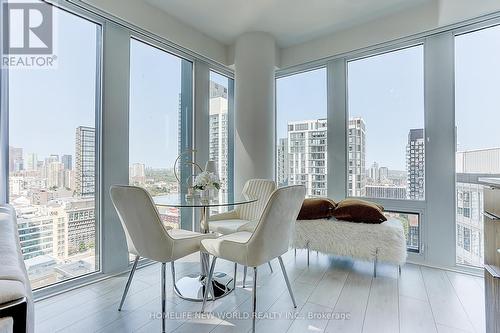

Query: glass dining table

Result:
[154,194,257,301]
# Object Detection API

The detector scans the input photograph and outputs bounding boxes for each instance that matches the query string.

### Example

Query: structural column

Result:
[233,32,276,194]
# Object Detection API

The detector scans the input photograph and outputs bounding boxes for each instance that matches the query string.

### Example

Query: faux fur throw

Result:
[293,218,407,264]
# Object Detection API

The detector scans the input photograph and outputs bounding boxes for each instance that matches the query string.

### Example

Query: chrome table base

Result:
[173,271,234,301]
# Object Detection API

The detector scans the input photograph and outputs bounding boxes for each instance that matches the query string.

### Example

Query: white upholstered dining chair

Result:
[200,185,306,333]
[209,179,276,234]
[209,179,276,284]
[110,185,215,333]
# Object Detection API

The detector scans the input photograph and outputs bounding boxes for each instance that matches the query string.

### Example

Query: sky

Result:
[8,6,500,172]
[277,26,500,171]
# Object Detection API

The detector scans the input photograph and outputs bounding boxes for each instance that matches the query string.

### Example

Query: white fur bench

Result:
[293,218,407,277]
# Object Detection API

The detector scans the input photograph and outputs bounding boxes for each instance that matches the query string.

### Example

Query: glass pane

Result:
[347,46,425,200]
[384,212,420,252]
[276,68,327,197]
[129,39,193,234]
[209,72,232,213]
[455,25,500,267]
[8,7,100,289]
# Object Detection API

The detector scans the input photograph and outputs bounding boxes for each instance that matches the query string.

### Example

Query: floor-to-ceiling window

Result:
[347,46,424,252]
[209,71,233,212]
[7,6,101,289]
[129,38,193,231]
[455,25,500,267]
[276,68,327,197]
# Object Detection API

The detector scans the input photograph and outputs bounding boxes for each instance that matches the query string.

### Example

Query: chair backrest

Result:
[109,185,173,262]
[246,185,305,267]
[237,179,276,221]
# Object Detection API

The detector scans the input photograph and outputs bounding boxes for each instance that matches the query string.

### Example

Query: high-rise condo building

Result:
[278,117,366,197]
[62,155,73,171]
[9,146,23,172]
[406,129,425,200]
[369,161,379,182]
[276,138,289,187]
[365,185,407,200]
[129,163,146,184]
[456,147,500,266]
[26,153,38,171]
[209,81,229,201]
[75,126,95,197]
[348,117,366,197]
[285,119,328,197]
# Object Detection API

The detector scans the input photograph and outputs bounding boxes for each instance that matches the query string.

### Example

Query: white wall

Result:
[279,0,500,69]
[280,1,439,68]
[438,0,500,26]
[82,0,228,65]
[233,32,276,194]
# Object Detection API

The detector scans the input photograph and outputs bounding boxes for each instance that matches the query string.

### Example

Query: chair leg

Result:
[118,255,139,311]
[201,257,217,313]
[171,261,181,295]
[252,267,258,333]
[243,266,247,288]
[233,263,238,289]
[278,256,297,308]
[268,261,273,273]
[161,262,166,333]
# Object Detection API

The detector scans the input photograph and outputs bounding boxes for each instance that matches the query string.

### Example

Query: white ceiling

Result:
[143,0,434,47]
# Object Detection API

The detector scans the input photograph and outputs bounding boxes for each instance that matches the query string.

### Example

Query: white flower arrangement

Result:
[193,171,220,191]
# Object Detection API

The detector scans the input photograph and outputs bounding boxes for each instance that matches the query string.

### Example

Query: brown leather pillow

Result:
[332,198,387,223]
[297,198,337,220]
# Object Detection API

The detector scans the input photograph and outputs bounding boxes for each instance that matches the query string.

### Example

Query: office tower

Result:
[456,147,500,266]
[9,146,23,172]
[379,166,389,181]
[369,162,379,182]
[75,126,95,197]
[348,117,366,197]
[26,153,38,171]
[406,129,425,200]
[49,154,59,162]
[129,163,146,184]
[277,138,289,187]
[209,81,229,201]
[287,119,327,197]
[62,155,73,171]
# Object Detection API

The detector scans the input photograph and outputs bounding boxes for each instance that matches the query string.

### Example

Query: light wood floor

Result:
[34,250,486,333]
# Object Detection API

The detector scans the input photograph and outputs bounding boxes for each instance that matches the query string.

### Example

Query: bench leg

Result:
[398,265,402,276]
[373,248,379,278]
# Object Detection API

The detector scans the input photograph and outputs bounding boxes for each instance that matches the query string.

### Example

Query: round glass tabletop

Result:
[154,193,258,208]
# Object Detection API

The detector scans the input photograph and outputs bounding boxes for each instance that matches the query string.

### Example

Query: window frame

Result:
[345,43,426,202]
[274,66,328,197]
[453,23,500,268]
[2,0,105,296]
[0,0,235,298]
[127,35,195,232]
[207,69,235,204]
[276,15,500,275]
